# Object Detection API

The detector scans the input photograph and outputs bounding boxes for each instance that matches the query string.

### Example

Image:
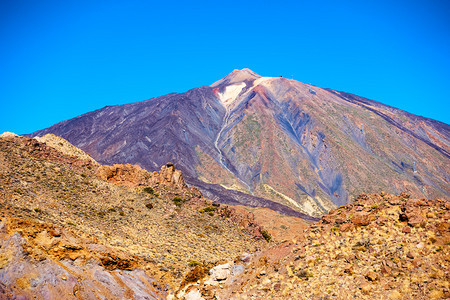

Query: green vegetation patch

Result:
[172,197,185,207]
[261,229,272,242]
[142,187,155,194]
[188,260,201,267]
[200,206,217,214]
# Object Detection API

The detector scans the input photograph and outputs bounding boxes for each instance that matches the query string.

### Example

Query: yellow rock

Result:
[286,266,294,277]
[360,282,371,295]
[389,290,402,299]
[427,212,436,218]
[401,279,411,293]
[0,253,10,269]
[429,290,444,299]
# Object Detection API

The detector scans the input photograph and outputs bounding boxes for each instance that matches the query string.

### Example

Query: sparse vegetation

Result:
[172,197,184,207]
[188,260,200,267]
[203,206,217,212]
[261,229,272,242]
[200,206,217,215]
[297,270,313,278]
[142,187,154,194]
[145,203,154,209]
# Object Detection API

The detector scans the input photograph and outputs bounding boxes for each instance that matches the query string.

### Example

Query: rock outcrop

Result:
[188,192,450,299]
[0,132,18,138]
[96,162,187,190]
[0,217,167,299]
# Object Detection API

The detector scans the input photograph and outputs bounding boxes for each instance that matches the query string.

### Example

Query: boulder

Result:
[351,212,372,226]
[209,263,231,281]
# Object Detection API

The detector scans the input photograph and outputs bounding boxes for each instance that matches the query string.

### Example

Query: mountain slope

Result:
[0,134,278,295]
[30,69,450,217]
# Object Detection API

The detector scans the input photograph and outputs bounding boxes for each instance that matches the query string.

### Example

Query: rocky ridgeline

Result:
[35,133,100,167]
[183,192,449,300]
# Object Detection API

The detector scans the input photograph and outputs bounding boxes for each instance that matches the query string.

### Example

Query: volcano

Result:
[30,69,450,217]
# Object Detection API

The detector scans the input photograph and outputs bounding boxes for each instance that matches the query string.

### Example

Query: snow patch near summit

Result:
[218,82,246,108]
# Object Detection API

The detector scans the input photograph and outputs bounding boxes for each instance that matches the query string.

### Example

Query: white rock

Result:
[184,289,204,300]
[209,263,231,281]
[0,132,18,138]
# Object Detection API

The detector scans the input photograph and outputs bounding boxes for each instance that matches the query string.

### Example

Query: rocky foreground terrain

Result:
[0,133,286,298]
[183,193,449,299]
[0,133,448,299]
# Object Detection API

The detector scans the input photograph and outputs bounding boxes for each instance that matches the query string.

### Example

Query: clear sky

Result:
[1,0,449,134]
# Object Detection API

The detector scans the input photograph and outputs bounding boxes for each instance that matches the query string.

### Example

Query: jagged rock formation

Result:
[183,192,450,299]
[95,162,187,190]
[29,69,449,218]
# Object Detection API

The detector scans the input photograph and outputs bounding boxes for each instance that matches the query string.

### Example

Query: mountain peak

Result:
[210,68,262,87]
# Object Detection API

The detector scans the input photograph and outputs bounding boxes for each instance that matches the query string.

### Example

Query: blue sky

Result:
[1,0,449,134]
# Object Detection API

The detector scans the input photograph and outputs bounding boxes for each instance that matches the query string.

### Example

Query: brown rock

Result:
[412,259,422,267]
[389,290,402,299]
[339,223,354,232]
[360,282,371,295]
[334,218,345,225]
[156,163,186,189]
[387,196,402,205]
[436,222,450,234]
[96,163,188,190]
[401,226,411,233]
[376,216,388,226]
[365,271,378,281]
[273,282,281,291]
[344,265,353,275]
[381,265,391,276]
[407,214,425,227]
[399,192,410,199]
[95,164,152,187]
[351,212,372,226]
[321,215,333,224]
